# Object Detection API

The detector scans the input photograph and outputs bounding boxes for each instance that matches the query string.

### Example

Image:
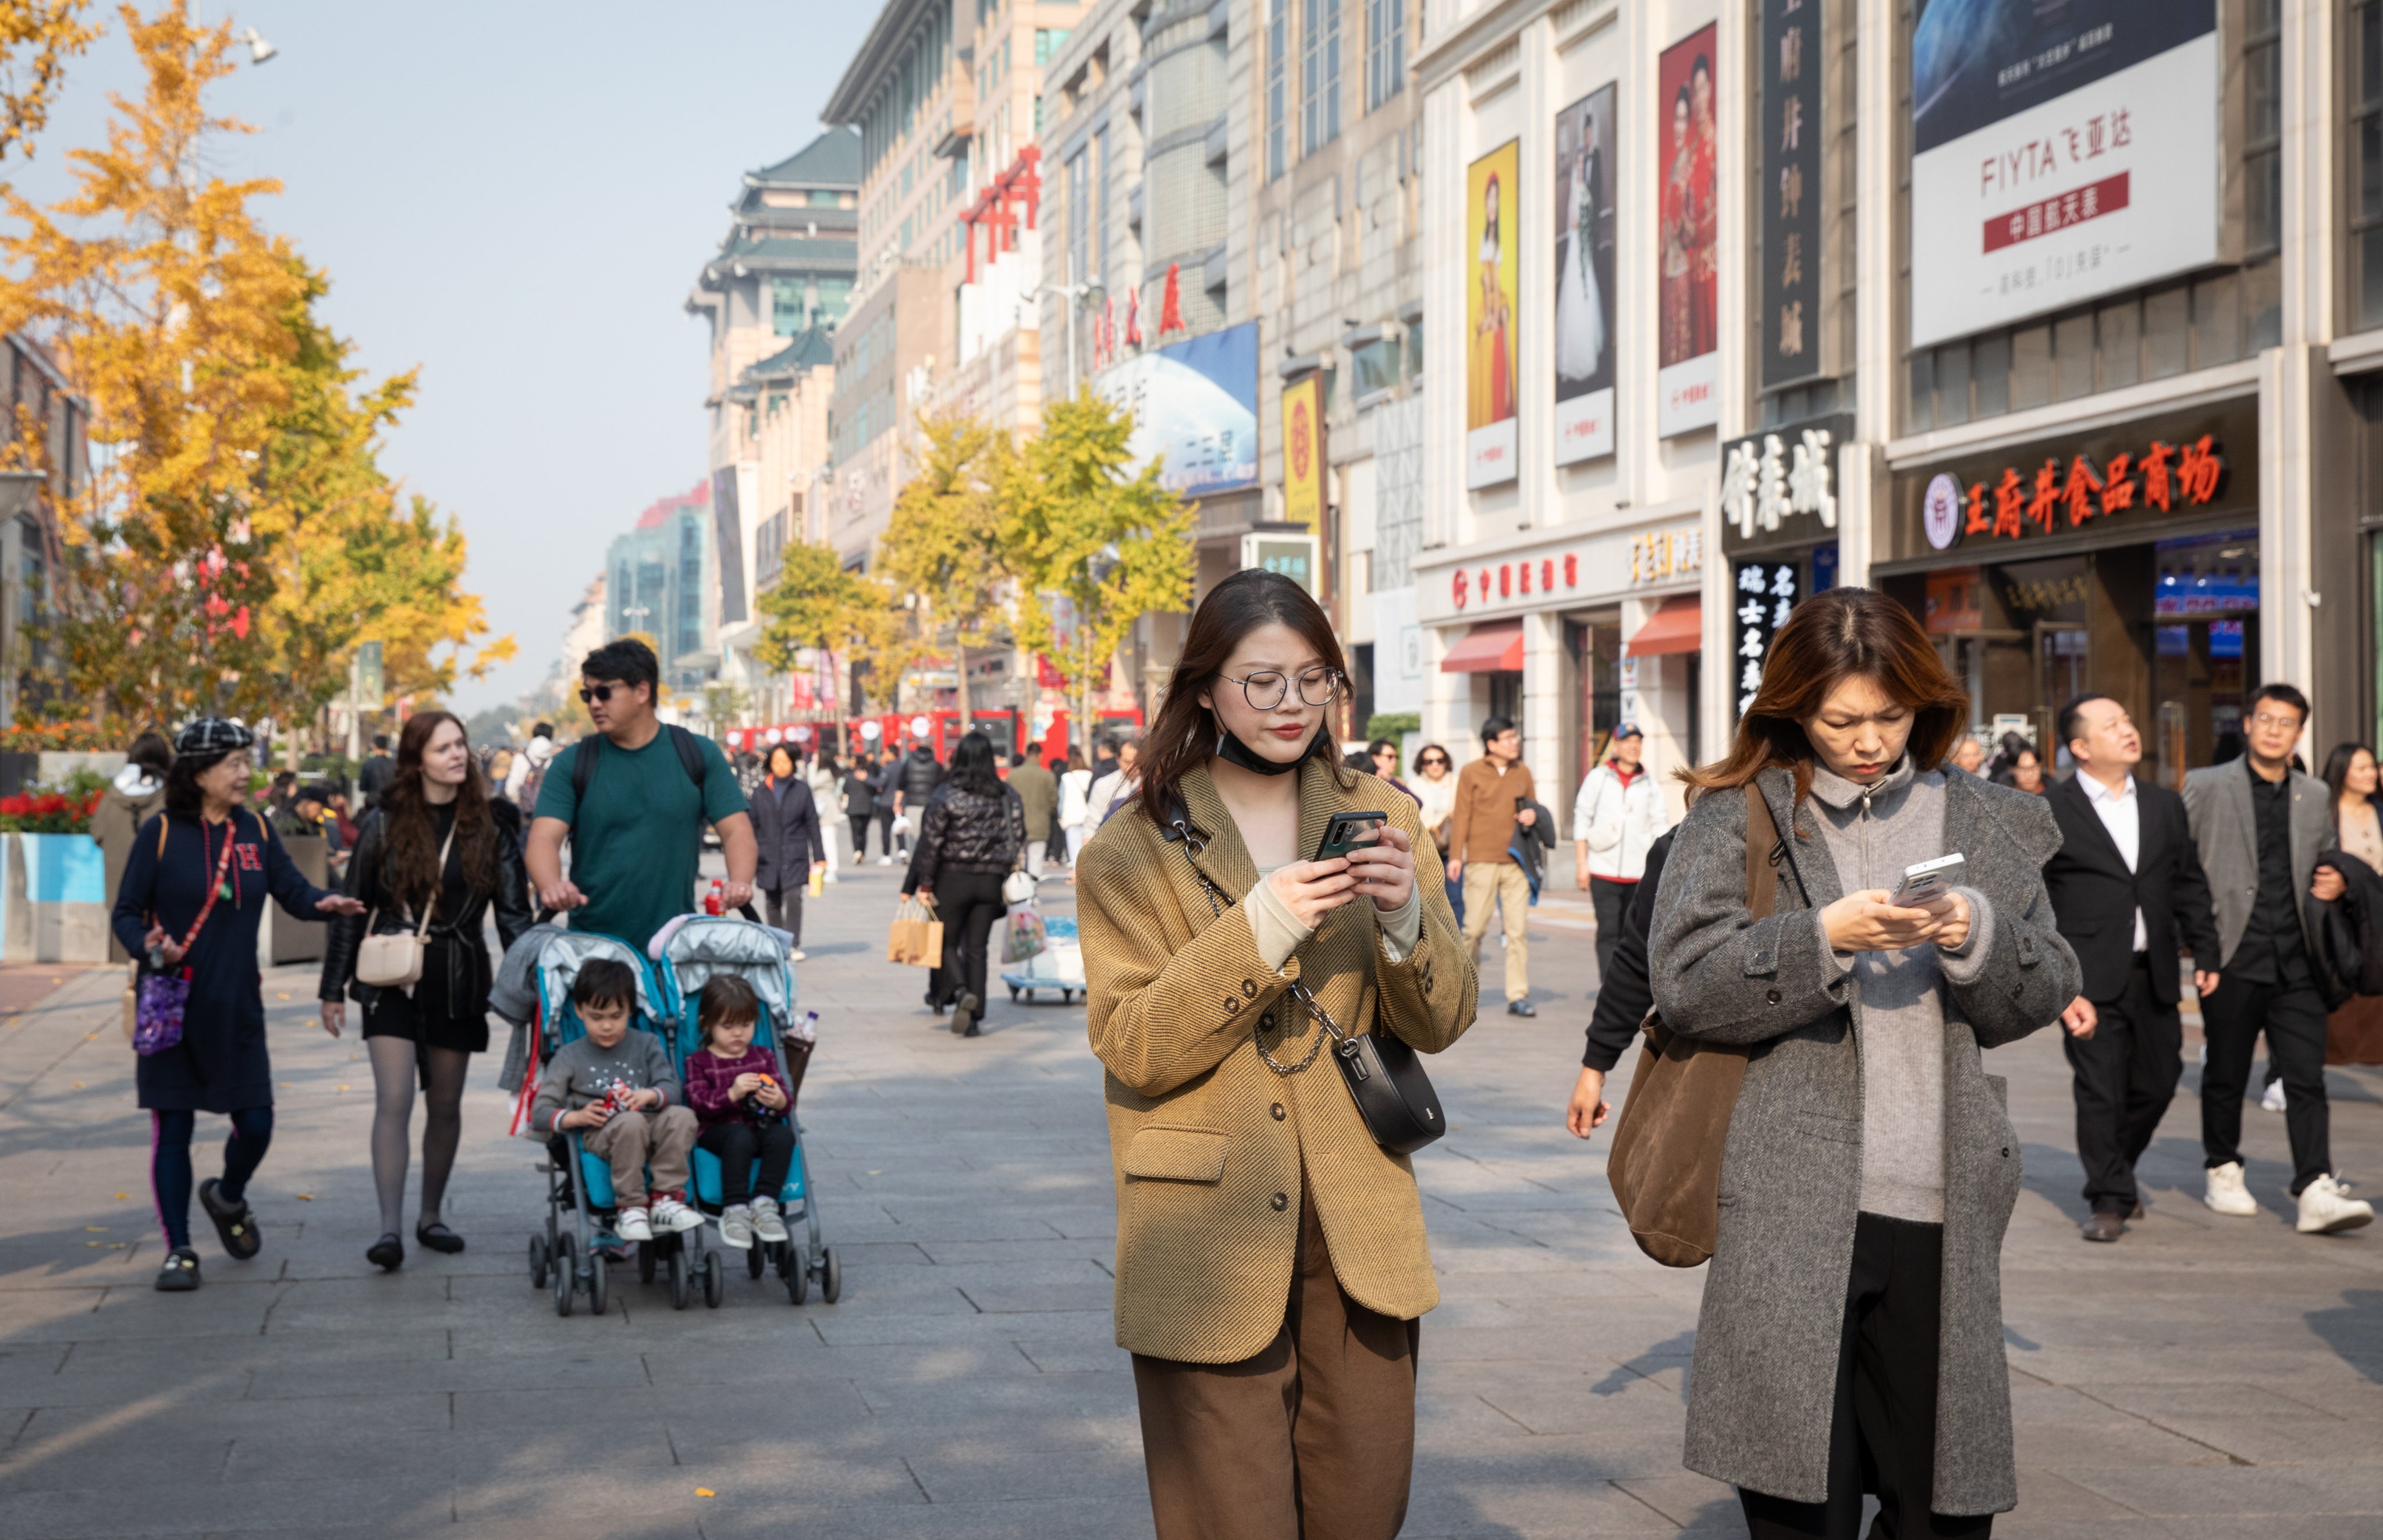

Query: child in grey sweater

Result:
[529,958,701,1243]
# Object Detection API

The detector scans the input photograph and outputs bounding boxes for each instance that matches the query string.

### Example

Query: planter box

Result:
[1,833,111,963]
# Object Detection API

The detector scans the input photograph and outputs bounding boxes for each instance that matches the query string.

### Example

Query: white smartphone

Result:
[1891,853,1966,908]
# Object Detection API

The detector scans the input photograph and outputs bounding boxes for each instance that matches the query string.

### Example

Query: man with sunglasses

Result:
[527,639,757,952]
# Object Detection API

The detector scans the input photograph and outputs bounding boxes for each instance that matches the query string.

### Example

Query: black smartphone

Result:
[1314,811,1388,862]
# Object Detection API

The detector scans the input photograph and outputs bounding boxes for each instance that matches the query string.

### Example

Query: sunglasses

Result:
[1418,756,1449,767]
[577,683,626,703]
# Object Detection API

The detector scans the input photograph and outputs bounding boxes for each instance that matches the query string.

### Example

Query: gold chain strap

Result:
[1171,815,1348,1079]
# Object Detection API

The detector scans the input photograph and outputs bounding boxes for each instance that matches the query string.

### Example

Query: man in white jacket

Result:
[1572,724,1667,983]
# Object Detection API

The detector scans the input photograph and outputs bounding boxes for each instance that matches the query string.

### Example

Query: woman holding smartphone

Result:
[1077,569,1478,1540]
[1647,588,2077,1539]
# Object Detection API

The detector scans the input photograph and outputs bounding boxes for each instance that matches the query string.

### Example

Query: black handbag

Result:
[1163,804,1447,1157]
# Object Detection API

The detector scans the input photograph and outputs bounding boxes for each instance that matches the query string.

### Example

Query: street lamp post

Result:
[1033,280,1105,399]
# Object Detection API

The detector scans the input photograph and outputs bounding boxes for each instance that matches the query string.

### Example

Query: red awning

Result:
[1626,596,1703,657]
[1439,620,1525,673]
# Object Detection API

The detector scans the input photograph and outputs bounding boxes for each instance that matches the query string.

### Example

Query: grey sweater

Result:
[528,1027,681,1136]
[1806,759,1995,1224]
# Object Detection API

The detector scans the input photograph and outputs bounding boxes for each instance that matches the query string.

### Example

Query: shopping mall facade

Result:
[1404,0,2370,816]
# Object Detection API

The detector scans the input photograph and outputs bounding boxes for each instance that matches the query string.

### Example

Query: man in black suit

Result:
[2043,696,2223,1242]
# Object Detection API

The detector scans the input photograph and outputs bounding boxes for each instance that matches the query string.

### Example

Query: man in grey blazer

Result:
[2181,682,2373,1234]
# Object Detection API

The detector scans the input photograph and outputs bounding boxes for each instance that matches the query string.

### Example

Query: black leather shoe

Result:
[951,993,981,1036]
[415,1222,464,1255]
[2082,1211,2126,1243]
[367,1233,404,1271]
[1506,999,1537,1018]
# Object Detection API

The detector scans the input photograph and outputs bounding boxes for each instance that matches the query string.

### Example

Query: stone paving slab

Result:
[1,862,2380,1536]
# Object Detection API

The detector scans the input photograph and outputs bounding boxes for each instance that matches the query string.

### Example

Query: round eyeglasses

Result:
[1219,667,1344,711]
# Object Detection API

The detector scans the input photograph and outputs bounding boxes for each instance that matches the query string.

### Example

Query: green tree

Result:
[878,411,1006,720]
[999,391,1193,742]
[754,538,901,711]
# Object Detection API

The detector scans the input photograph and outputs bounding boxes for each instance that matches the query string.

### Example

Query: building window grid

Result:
[1365,0,1403,114]
[2354,0,2383,328]
[2245,0,2282,261]
[1267,0,1289,180]
[1302,0,1340,157]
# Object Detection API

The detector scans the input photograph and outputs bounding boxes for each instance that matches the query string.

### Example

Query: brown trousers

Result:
[1130,1177,1421,1540]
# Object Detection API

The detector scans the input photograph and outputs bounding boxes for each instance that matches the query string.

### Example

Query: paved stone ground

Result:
[1,864,2380,1538]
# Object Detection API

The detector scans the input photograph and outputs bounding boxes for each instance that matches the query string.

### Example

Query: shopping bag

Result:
[1003,900,1047,963]
[887,896,944,966]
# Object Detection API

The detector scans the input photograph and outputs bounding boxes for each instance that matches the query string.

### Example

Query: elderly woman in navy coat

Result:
[751,742,826,959]
[112,719,364,1292]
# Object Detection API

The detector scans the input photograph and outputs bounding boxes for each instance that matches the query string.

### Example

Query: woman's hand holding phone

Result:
[1344,824,1416,912]
[1267,860,1362,929]
[1821,890,1947,952]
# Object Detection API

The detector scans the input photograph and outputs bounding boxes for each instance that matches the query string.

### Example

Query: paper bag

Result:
[887,896,944,966]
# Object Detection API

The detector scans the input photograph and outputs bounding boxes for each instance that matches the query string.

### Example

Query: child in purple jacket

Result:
[683,976,801,1249]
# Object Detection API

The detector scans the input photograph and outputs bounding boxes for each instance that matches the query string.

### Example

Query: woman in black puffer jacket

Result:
[902,731,1025,1037]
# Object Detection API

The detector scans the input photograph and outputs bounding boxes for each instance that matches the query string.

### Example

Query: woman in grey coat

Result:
[1647,588,2079,1539]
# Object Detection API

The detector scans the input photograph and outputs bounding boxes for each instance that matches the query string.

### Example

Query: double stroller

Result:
[523,922,839,1314]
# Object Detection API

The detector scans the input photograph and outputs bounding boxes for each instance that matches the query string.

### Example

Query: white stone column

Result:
[1522,608,1564,804]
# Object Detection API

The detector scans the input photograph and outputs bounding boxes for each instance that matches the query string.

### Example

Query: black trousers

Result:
[762,885,802,945]
[1589,876,1636,984]
[2200,971,2332,1194]
[696,1121,795,1206]
[933,868,1006,1007]
[848,815,873,859]
[2064,956,2182,1214]
[1739,1213,1990,1540]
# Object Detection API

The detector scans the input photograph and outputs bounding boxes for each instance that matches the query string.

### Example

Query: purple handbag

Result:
[132,815,239,1058]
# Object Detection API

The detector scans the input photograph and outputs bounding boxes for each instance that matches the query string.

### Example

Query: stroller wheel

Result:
[667,1247,690,1311]
[820,1247,842,1304]
[637,1244,657,1285]
[528,1235,548,1289]
[703,1250,725,1308]
[552,1254,573,1317]
[587,1253,609,1317]
[787,1251,809,1305]
[746,1243,765,1280]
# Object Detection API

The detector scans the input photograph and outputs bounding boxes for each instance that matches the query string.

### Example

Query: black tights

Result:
[151,1106,273,1250]
[367,1037,472,1237]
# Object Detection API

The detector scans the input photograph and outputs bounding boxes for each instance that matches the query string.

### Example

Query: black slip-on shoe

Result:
[154,1246,201,1291]
[198,1178,261,1260]
[367,1233,404,1271]
[415,1222,464,1255]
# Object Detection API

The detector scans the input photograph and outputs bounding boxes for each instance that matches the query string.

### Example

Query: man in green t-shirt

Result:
[526,639,757,950]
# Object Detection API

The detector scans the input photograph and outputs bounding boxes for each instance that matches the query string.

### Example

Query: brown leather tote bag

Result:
[1606,788,1780,1268]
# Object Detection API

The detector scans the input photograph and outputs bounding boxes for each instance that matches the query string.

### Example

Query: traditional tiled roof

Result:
[748,129,860,190]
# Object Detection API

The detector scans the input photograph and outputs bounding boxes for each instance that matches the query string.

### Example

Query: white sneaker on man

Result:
[2204,1161,2260,1217]
[717,1205,755,1249]
[615,1206,655,1243]
[649,1195,705,1234]
[2261,1079,2288,1114]
[788,949,807,963]
[2296,1174,2375,1235]
[750,1196,790,1244]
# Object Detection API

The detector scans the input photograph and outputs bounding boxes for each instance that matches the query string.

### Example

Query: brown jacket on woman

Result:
[1077,757,1479,1363]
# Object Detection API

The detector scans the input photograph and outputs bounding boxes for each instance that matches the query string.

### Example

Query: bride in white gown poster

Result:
[1554,83,1616,463]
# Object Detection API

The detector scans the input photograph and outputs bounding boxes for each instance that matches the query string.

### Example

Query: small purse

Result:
[356,823,455,990]
[133,816,239,1057]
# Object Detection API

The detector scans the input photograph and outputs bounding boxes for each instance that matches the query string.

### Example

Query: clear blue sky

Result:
[9,3,875,714]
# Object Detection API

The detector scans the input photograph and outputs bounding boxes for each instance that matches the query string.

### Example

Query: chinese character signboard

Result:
[1554,83,1617,463]
[1722,413,1851,556]
[1760,0,1823,390]
[1657,25,1720,437]
[1429,524,1702,621]
[1909,2,2216,347]
[1280,372,1324,532]
[1734,560,1800,716]
[1891,400,2255,561]
[1466,138,1522,488]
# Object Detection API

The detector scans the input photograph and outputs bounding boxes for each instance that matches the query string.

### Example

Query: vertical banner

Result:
[1909,2,2217,347]
[1465,138,1521,488]
[1657,25,1719,436]
[711,465,747,625]
[1761,0,1823,390]
[1281,372,1326,531]
[1733,558,1800,716]
[1554,84,1617,464]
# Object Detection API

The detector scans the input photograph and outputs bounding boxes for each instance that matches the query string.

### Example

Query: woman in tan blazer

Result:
[1077,570,1479,1540]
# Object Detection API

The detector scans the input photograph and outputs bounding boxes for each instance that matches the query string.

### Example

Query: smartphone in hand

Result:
[1314,811,1389,862]
[1891,853,1966,908]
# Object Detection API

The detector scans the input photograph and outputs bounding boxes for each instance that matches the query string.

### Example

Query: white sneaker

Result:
[876,856,892,866]
[717,1205,754,1249]
[650,1195,705,1234]
[749,1196,790,1244]
[2204,1161,2260,1217]
[615,1206,654,1243]
[789,949,807,963]
[2297,1173,2375,1235]
[2261,1079,2289,1114]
